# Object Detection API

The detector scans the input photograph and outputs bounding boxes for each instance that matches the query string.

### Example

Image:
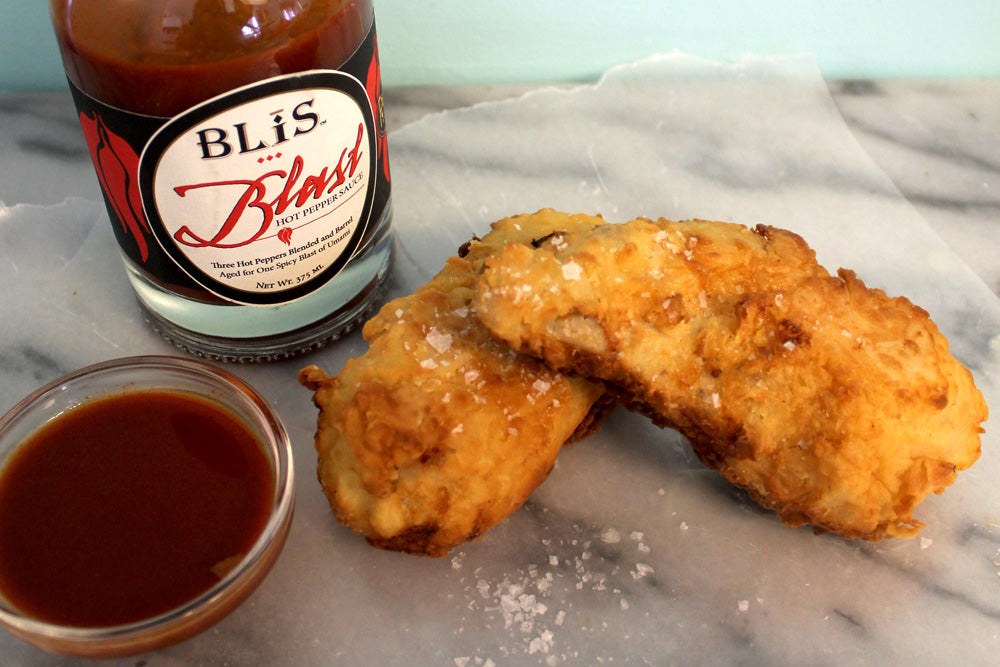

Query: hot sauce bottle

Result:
[49,0,393,361]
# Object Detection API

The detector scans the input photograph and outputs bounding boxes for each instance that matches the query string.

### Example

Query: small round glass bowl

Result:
[0,355,295,658]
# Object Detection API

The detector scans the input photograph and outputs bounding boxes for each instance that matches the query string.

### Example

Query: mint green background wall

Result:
[2,1,997,92]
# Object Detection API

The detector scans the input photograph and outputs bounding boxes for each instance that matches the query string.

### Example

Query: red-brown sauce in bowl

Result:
[0,390,274,628]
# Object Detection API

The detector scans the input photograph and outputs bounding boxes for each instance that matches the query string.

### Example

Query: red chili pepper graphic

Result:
[365,38,390,182]
[79,111,151,262]
[277,227,293,245]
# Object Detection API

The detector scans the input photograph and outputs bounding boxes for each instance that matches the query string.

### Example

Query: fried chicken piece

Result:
[474,216,987,539]
[299,210,613,557]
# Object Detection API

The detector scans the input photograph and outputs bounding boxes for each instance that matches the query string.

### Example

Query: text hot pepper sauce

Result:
[50,0,393,361]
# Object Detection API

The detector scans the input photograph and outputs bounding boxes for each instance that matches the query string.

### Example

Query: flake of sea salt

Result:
[532,379,552,394]
[738,600,749,613]
[600,527,621,544]
[528,629,555,655]
[464,369,480,383]
[631,563,654,579]
[711,393,721,409]
[783,340,796,351]
[561,260,583,281]
[420,358,439,369]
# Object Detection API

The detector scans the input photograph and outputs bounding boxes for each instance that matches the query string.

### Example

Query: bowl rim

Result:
[0,354,295,651]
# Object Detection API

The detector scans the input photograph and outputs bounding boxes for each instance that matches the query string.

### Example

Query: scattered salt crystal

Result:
[620,598,629,611]
[630,531,644,541]
[711,393,721,409]
[561,260,583,281]
[395,308,404,318]
[631,563,654,579]
[420,358,439,369]
[738,600,749,613]
[532,379,552,394]
[555,610,566,626]
[600,527,621,544]
[920,537,933,550]
[783,340,796,351]
[679,522,689,531]
[453,306,469,318]
[451,424,464,435]
[528,629,554,655]
[464,369,480,383]
[549,555,559,566]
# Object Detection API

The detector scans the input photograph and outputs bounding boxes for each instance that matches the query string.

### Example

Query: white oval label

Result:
[139,72,376,305]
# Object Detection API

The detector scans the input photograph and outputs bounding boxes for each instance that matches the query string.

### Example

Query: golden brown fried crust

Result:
[474,216,987,540]
[298,209,612,557]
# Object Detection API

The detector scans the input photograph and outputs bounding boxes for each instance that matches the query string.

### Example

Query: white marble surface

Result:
[0,55,998,665]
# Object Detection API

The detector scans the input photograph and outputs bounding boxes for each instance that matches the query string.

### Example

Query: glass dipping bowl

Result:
[0,355,295,658]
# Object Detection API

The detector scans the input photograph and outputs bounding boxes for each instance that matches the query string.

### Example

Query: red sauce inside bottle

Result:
[0,391,274,628]
[50,0,373,116]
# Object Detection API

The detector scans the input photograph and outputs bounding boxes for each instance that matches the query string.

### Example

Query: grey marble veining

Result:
[0,55,998,665]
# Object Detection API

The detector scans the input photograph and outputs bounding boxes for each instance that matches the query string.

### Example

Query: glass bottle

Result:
[49,0,393,361]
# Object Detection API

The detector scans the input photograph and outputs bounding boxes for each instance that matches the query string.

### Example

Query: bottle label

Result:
[69,22,389,306]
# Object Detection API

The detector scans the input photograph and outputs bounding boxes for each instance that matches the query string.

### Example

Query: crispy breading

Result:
[474,216,987,539]
[299,210,613,557]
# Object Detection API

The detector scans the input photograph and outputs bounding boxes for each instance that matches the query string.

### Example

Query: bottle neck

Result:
[51,0,373,116]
